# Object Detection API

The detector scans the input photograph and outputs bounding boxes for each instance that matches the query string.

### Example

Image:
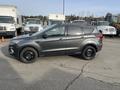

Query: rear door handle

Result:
[59,38,62,40]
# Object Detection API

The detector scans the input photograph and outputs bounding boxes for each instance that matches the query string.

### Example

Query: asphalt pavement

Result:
[0,38,120,90]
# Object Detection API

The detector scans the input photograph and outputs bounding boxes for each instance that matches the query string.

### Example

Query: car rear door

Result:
[65,25,84,54]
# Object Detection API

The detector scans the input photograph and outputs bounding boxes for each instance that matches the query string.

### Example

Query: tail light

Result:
[96,33,103,41]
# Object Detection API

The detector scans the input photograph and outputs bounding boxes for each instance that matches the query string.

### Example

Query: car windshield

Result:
[26,19,40,24]
[0,16,15,23]
[31,24,57,36]
[97,21,109,26]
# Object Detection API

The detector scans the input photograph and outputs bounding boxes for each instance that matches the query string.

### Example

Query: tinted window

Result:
[83,27,94,34]
[68,26,83,36]
[45,26,65,37]
[93,28,99,33]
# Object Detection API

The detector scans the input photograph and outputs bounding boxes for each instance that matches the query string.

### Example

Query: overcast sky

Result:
[0,0,119,16]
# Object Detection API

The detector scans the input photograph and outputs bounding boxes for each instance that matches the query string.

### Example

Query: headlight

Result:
[24,27,30,31]
[10,40,20,44]
[10,28,15,31]
[105,29,108,31]
[14,40,21,44]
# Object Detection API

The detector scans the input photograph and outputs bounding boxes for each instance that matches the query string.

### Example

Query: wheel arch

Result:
[81,44,98,52]
[19,45,39,58]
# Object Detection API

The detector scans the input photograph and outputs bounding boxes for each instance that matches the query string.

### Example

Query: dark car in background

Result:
[9,23,103,63]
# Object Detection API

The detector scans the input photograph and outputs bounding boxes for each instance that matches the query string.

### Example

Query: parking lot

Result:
[0,37,120,90]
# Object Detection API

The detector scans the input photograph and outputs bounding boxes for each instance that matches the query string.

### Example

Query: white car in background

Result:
[96,21,117,36]
[23,18,43,34]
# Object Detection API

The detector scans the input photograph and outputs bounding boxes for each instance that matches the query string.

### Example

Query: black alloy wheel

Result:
[81,46,96,60]
[20,47,38,63]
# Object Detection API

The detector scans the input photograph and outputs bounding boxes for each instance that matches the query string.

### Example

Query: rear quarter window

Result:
[92,28,100,33]
[83,27,98,34]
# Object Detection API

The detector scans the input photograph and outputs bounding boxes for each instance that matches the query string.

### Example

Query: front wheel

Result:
[19,47,38,63]
[81,46,96,60]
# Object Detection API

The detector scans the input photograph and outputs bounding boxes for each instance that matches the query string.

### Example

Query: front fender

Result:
[18,40,41,56]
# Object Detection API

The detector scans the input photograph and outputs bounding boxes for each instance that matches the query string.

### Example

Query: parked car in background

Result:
[0,5,22,37]
[23,18,43,34]
[96,21,117,36]
[9,23,103,63]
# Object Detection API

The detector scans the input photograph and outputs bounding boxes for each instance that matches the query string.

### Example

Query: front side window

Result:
[68,26,83,36]
[45,26,65,37]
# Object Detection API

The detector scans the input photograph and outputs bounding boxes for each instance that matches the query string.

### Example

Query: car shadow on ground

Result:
[69,54,83,60]
[0,44,85,62]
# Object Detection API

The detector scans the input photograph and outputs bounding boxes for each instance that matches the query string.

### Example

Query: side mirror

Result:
[42,34,48,39]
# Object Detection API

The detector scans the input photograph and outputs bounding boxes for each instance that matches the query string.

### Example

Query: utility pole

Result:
[63,0,65,15]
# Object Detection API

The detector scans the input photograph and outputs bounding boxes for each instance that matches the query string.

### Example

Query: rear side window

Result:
[83,27,98,34]
[82,27,93,34]
[68,26,83,36]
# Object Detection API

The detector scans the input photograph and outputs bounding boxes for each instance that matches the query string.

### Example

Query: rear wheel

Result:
[81,46,96,60]
[19,47,38,63]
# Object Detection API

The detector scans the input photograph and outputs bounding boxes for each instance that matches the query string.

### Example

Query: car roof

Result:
[58,23,95,29]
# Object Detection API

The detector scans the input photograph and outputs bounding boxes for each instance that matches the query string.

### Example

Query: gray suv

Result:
[9,23,103,63]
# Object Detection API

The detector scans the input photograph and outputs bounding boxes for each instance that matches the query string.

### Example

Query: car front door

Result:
[39,25,67,55]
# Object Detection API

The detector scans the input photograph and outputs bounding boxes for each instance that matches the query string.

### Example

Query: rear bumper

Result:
[0,31,15,36]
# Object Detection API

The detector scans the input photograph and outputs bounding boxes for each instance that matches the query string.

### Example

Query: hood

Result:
[97,26,115,29]
[12,34,31,41]
[0,23,15,27]
[25,24,42,27]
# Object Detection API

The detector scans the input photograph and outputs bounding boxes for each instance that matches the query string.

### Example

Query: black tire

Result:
[19,47,38,63]
[81,46,96,60]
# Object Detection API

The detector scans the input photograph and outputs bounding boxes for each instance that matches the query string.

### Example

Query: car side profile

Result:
[9,23,103,63]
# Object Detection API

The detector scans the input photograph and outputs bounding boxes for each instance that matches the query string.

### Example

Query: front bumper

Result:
[9,44,19,57]
[0,31,15,36]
